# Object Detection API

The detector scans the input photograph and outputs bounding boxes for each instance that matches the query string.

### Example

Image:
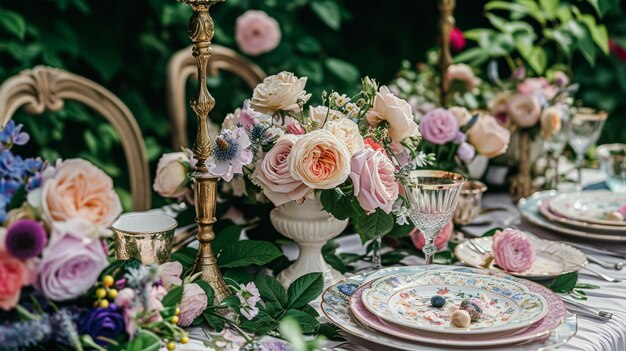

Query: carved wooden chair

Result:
[166,44,266,148]
[0,66,151,211]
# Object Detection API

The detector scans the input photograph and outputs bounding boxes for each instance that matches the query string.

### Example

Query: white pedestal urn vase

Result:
[270,197,348,289]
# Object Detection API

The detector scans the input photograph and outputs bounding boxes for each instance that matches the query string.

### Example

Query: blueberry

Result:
[430,295,447,308]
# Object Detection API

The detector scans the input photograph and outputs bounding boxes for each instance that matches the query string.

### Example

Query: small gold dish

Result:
[453,180,488,225]
[113,213,177,265]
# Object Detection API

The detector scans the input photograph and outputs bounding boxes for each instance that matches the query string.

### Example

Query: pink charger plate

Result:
[349,272,566,348]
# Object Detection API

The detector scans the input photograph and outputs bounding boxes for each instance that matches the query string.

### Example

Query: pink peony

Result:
[492,228,535,272]
[349,148,399,214]
[179,283,208,327]
[235,10,281,56]
[255,135,312,206]
[0,250,29,310]
[450,27,466,52]
[36,234,109,301]
[42,159,122,228]
[409,222,453,251]
[159,261,182,290]
[419,108,459,145]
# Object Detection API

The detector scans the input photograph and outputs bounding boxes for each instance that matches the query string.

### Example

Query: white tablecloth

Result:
[317,189,626,351]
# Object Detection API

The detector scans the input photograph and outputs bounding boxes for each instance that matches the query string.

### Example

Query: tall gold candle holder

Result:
[438,0,456,107]
[177,0,230,303]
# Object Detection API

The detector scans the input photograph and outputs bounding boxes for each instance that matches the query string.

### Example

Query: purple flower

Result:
[457,142,476,162]
[5,219,47,260]
[420,108,459,145]
[207,127,253,182]
[78,304,126,346]
[454,131,466,143]
[237,282,261,320]
[0,121,30,148]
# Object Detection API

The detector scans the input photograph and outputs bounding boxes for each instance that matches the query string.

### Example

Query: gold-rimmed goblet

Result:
[405,170,465,264]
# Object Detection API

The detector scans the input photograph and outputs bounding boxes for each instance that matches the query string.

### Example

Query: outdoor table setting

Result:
[2,0,626,351]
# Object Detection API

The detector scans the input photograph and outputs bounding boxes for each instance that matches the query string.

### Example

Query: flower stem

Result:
[209,312,252,343]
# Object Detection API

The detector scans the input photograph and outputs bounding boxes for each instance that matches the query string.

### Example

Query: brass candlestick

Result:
[177,0,230,303]
[439,0,456,107]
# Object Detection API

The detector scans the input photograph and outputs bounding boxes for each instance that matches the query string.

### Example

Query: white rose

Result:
[366,86,419,150]
[251,71,312,114]
[467,115,511,158]
[508,94,541,128]
[288,130,351,189]
[153,152,191,198]
[323,118,364,155]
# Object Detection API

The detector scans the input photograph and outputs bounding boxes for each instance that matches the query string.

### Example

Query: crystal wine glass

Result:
[542,103,570,189]
[567,108,607,192]
[404,170,465,264]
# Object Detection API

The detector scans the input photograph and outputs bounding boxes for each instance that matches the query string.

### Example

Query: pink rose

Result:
[490,93,511,127]
[446,64,480,91]
[115,288,138,335]
[508,94,541,128]
[235,10,281,56]
[492,228,535,272]
[288,130,351,189]
[0,250,28,310]
[286,120,305,135]
[366,86,419,150]
[450,27,466,52]
[255,135,312,206]
[160,261,183,290]
[517,78,558,101]
[349,148,399,214]
[179,283,208,327]
[409,222,453,251]
[154,152,191,199]
[42,159,122,228]
[36,234,109,301]
[467,115,510,158]
[420,108,459,145]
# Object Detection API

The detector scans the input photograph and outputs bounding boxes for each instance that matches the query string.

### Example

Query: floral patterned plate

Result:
[362,271,549,334]
[540,198,626,233]
[549,190,626,227]
[454,237,588,279]
[320,266,575,350]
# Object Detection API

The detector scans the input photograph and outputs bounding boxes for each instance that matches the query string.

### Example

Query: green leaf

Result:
[212,225,242,253]
[287,272,324,309]
[325,58,360,83]
[296,59,324,84]
[463,29,494,42]
[240,308,278,335]
[453,47,487,65]
[578,15,609,54]
[517,40,547,74]
[355,209,394,243]
[296,37,322,54]
[550,272,578,293]
[0,10,26,40]
[481,227,503,237]
[539,0,559,19]
[218,240,283,268]
[7,185,26,212]
[310,0,341,30]
[195,280,215,305]
[171,247,197,270]
[255,274,288,308]
[320,187,360,220]
[203,311,225,331]
[282,309,319,333]
[161,285,184,307]
[316,322,344,341]
[123,330,161,351]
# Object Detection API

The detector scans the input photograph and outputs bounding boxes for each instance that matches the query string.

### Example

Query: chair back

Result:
[166,44,266,148]
[0,66,151,211]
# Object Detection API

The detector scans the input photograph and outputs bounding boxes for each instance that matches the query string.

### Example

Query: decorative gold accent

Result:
[113,214,177,265]
[177,0,230,303]
[439,0,456,107]
[0,66,151,211]
[166,44,266,149]
[510,130,535,201]
[453,180,488,225]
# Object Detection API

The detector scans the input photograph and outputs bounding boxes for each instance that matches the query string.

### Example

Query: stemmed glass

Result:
[542,103,570,189]
[404,170,465,264]
[567,108,607,192]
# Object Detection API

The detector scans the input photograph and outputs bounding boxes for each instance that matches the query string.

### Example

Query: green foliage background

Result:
[0,0,624,208]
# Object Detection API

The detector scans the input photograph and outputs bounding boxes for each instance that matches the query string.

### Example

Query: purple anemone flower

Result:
[5,219,47,260]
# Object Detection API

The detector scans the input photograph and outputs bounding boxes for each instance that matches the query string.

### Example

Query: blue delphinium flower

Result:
[0,121,29,148]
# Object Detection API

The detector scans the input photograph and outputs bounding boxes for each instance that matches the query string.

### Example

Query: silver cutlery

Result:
[578,265,623,283]
[587,255,624,271]
[563,241,626,260]
[561,296,613,321]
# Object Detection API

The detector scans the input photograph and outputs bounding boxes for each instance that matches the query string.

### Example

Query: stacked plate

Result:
[518,190,626,242]
[321,266,577,350]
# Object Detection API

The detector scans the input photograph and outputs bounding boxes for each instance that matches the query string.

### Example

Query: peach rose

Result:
[508,94,541,128]
[235,10,281,56]
[255,135,312,206]
[251,72,312,114]
[349,148,399,214]
[153,152,191,199]
[445,64,480,91]
[288,130,351,189]
[324,118,364,155]
[366,86,419,150]
[540,106,563,140]
[0,250,28,310]
[42,159,122,227]
[449,107,472,127]
[467,115,511,158]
